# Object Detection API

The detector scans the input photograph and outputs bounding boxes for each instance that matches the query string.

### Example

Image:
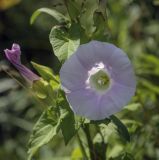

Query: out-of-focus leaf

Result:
[108,144,124,159]
[110,115,130,142]
[27,107,60,160]
[124,103,141,111]
[153,0,159,6]
[48,157,70,160]
[30,8,69,25]
[110,152,134,160]
[122,119,142,133]
[71,148,83,160]
[144,22,159,35]
[0,78,18,93]
[49,25,80,61]
[142,79,159,94]
[0,112,33,131]
[0,0,20,10]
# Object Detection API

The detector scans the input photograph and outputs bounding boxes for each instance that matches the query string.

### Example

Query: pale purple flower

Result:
[60,41,136,120]
[4,43,40,84]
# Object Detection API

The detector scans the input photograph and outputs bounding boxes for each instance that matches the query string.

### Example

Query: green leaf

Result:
[80,0,98,36]
[108,144,124,159]
[141,79,159,94]
[30,7,69,25]
[60,108,76,145]
[64,0,80,21]
[91,0,110,41]
[27,107,60,160]
[93,11,110,41]
[110,152,134,160]
[110,115,130,142]
[49,25,80,61]
[31,62,59,84]
[98,0,107,19]
[122,119,142,133]
[58,91,77,145]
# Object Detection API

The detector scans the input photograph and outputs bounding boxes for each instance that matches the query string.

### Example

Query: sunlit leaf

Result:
[30,8,69,25]
[49,25,80,61]
[27,107,60,160]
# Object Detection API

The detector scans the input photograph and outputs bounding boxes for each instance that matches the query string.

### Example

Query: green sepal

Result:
[32,80,56,107]
[31,61,59,85]
[90,117,111,125]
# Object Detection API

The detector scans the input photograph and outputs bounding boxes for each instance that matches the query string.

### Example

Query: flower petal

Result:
[67,89,102,120]
[107,82,136,108]
[75,41,118,69]
[4,43,40,84]
[60,41,136,120]
[60,53,88,91]
[99,95,118,119]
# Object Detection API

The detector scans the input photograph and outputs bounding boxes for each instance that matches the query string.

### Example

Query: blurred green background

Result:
[0,0,159,160]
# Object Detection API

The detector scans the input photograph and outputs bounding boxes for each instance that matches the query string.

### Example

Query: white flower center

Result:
[86,62,111,93]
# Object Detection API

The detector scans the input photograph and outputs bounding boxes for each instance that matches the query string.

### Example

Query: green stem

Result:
[77,133,88,160]
[95,125,105,143]
[95,125,107,160]
[83,124,97,160]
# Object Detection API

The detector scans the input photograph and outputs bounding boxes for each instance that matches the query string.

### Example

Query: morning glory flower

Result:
[4,43,40,84]
[60,41,136,120]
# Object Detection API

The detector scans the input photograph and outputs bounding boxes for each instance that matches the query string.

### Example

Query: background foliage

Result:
[0,0,159,160]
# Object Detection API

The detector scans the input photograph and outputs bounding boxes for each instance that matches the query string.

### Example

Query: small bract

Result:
[60,41,136,120]
[4,43,40,84]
